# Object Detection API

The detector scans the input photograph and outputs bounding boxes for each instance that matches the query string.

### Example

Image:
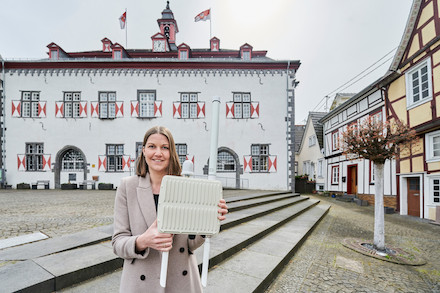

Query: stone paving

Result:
[266,194,440,293]
[1,189,439,292]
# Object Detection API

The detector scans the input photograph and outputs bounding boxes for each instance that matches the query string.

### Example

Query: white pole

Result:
[125,8,128,48]
[208,96,220,181]
[160,251,169,287]
[202,96,220,287]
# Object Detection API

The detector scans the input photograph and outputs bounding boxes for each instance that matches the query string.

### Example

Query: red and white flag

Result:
[119,12,126,29]
[195,9,210,22]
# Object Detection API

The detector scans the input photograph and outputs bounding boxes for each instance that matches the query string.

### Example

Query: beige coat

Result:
[112,175,205,293]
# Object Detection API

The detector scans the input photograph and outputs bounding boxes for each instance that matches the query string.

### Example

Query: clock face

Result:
[154,40,166,52]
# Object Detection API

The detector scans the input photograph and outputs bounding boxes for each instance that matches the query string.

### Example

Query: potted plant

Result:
[61,183,78,190]
[17,182,30,189]
[98,183,114,190]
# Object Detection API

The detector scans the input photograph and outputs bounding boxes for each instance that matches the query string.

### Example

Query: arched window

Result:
[217,151,235,172]
[62,149,84,171]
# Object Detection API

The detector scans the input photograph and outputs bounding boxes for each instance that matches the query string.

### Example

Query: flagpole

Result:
[209,8,212,40]
[125,8,128,48]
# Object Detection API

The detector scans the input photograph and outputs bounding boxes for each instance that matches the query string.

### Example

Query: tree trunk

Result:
[374,162,385,251]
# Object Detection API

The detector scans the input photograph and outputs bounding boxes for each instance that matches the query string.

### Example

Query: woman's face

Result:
[143,133,170,175]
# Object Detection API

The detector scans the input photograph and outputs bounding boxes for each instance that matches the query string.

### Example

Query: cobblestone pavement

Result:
[0,188,251,240]
[266,194,440,293]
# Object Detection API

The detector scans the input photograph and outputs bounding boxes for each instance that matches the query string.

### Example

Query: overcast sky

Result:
[1,0,413,124]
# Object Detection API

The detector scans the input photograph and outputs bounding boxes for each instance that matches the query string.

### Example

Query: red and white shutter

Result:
[55,102,64,118]
[243,156,252,173]
[38,102,47,118]
[12,101,21,117]
[154,101,162,117]
[197,102,205,118]
[185,155,195,164]
[251,102,259,118]
[17,155,26,171]
[43,155,51,171]
[122,155,131,171]
[98,156,107,171]
[115,101,124,117]
[131,101,139,117]
[79,101,87,117]
[268,156,277,173]
[91,102,99,118]
[173,102,181,118]
[226,102,235,118]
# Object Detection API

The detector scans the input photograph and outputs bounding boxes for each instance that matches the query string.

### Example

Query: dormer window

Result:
[210,37,220,51]
[50,49,58,60]
[178,43,190,60]
[113,50,122,60]
[101,38,113,52]
[240,44,253,60]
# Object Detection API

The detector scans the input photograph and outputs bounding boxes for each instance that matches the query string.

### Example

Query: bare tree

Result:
[341,117,417,251]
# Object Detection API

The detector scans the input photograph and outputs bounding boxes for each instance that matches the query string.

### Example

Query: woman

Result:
[112,126,228,292]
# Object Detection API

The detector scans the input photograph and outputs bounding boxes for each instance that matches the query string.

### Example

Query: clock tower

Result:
[156,1,179,51]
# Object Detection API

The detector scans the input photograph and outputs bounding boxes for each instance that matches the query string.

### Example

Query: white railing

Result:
[192,174,249,189]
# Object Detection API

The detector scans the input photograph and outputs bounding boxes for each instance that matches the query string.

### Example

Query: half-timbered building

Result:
[385,0,440,219]
[1,3,300,190]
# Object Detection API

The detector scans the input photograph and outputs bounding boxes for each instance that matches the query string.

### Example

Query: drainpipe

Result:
[286,61,291,192]
[0,55,5,187]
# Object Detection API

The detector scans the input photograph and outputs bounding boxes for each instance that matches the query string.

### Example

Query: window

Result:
[26,143,44,171]
[63,92,81,118]
[303,162,308,175]
[332,131,339,151]
[179,50,188,60]
[317,159,323,178]
[406,57,432,108]
[233,93,251,119]
[106,144,124,172]
[114,50,122,60]
[62,149,84,171]
[426,130,440,162]
[22,91,40,118]
[331,165,339,185]
[138,91,156,118]
[99,92,116,119]
[136,142,143,161]
[309,135,316,147]
[251,144,269,172]
[370,110,382,124]
[176,144,188,166]
[370,161,376,184]
[242,51,251,60]
[432,178,440,203]
[50,50,58,60]
[180,93,198,119]
[217,151,236,172]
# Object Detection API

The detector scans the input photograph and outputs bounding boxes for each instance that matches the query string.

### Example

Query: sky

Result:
[0,0,414,124]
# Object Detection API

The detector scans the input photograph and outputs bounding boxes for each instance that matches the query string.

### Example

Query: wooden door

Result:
[347,165,358,195]
[407,177,420,217]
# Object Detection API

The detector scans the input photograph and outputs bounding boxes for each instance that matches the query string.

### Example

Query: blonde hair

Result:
[136,126,182,177]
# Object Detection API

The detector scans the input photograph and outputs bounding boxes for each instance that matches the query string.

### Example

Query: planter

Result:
[98,183,114,190]
[61,183,78,190]
[17,183,30,189]
[92,176,99,181]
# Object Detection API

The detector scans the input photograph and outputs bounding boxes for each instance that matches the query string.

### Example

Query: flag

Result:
[195,9,210,22]
[119,12,126,29]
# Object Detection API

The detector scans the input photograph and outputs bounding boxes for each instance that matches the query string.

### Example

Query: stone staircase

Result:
[0,191,330,293]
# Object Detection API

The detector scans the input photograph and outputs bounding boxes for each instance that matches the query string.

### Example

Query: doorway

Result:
[347,165,358,195]
[407,177,420,217]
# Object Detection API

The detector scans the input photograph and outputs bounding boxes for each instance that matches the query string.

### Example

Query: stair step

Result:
[196,198,319,268]
[226,191,294,203]
[227,193,298,212]
[204,204,330,293]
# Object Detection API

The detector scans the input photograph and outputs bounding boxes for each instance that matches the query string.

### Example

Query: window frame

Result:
[232,92,252,119]
[176,143,188,166]
[331,165,339,185]
[317,159,323,178]
[61,149,84,171]
[21,91,40,118]
[106,144,124,172]
[405,57,433,109]
[426,130,440,162]
[308,135,316,147]
[99,91,117,119]
[25,143,44,171]
[332,130,339,151]
[63,92,81,118]
[251,144,269,173]
[180,93,199,119]
[138,90,156,118]
[217,150,236,172]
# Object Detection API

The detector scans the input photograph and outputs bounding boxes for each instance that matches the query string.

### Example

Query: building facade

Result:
[385,0,440,219]
[2,3,300,190]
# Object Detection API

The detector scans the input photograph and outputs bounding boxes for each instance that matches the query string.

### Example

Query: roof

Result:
[309,112,327,149]
[294,125,306,153]
[330,93,356,110]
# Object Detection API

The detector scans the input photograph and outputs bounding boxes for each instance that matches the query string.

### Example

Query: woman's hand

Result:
[136,219,173,252]
[217,199,228,221]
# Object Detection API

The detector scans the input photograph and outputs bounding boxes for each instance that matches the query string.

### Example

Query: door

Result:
[347,165,358,195]
[407,177,420,217]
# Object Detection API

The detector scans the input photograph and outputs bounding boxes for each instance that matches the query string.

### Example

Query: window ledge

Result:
[407,97,432,110]
[426,158,440,163]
